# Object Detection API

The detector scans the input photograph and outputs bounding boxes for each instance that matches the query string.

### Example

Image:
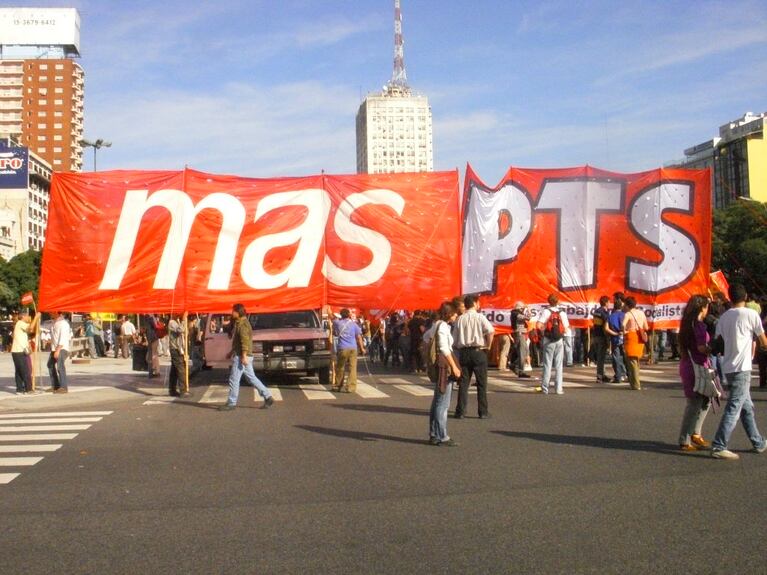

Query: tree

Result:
[0,249,42,311]
[712,201,767,297]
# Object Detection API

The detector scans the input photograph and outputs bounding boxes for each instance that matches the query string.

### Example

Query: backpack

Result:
[426,321,442,383]
[154,321,167,339]
[543,310,564,341]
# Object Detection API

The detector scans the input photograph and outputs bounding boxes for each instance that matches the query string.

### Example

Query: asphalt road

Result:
[1,361,766,574]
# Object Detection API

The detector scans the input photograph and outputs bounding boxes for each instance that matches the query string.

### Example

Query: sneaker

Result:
[263,396,275,408]
[555,390,564,395]
[679,444,698,452]
[439,439,458,447]
[711,449,740,460]
[53,388,68,394]
[691,435,711,448]
[518,372,532,379]
[218,404,236,412]
[753,443,767,454]
[428,438,440,446]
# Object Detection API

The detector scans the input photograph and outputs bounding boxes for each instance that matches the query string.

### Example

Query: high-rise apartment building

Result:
[356,1,433,174]
[0,8,84,172]
[673,112,767,209]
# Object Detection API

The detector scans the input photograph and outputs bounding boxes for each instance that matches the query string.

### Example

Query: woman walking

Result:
[622,297,649,390]
[677,295,713,451]
[427,302,461,446]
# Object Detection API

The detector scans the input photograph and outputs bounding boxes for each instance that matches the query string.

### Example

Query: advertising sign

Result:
[0,147,29,189]
[0,8,80,53]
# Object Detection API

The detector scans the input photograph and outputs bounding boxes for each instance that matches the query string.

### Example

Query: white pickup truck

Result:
[202,309,333,385]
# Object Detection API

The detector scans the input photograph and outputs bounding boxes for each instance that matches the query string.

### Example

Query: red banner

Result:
[39,169,461,313]
[462,165,711,328]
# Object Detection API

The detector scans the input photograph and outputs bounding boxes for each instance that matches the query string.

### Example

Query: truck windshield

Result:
[248,311,319,330]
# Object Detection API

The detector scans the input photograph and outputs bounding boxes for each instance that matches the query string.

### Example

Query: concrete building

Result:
[674,112,767,208]
[0,8,84,172]
[0,138,51,260]
[355,0,433,174]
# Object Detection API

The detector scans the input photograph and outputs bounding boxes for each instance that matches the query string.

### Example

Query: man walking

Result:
[219,303,274,411]
[591,296,611,383]
[452,294,495,419]
[536,294,569,395]
[607,293,627,383]
[332,308,366,393]
[167,313,190,398]
[48,311,72,393]
[711,284,767,460]
[120,315,136,358]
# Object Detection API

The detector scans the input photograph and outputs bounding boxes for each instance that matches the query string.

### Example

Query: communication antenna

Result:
[387,0,410,94]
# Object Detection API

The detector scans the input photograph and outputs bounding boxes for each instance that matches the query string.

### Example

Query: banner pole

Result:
[586,325,591,368]
[182,311,189,394]
[30,299,39,392]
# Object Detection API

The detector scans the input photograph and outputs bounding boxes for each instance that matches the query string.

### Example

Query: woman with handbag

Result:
[428,302,461,446]
[622,297,649,390]
[677,295,713,451]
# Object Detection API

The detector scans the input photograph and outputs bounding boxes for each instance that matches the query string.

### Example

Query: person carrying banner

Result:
[426,302,461,446]
[167,313,190,398]
[536,294,570,395]
[710,284,767,460]
[48,311,72,393]
[591,296,611,383]
[452,294,494,419]
[11,310,37,395]
[606,293,627,383]
[143,314,161,378]
[677,295,713,451]
[510,301,531,378]
[622,297,649,391]
[332,308,366,393]
[219,303,274,411]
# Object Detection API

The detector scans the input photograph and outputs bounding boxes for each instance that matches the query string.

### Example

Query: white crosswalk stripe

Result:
[199,385,229,404]
[354,382,389,399]
[0,411,111,485]
[394,384,433,397]
[253,387,283,402]
[299,383,336,400]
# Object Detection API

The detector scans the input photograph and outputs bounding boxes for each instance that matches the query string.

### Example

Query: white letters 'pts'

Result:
[536,180,622,290]
[628,183,696,292]
[462,183,532,294]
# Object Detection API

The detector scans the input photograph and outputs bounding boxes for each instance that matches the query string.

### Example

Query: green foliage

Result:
[0,250,42,311]
[712,201,767,296]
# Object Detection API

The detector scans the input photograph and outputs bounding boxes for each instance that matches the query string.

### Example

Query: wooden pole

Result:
[182,311,189,393]
[29,300,40,391]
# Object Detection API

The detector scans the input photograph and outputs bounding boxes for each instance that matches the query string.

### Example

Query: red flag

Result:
[20,292,34,306]
[709,271,729,295]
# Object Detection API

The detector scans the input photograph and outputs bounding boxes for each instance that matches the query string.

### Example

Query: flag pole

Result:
[182,311,189,394]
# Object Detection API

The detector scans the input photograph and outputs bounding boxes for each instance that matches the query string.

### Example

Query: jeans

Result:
[652,330,668,361]
[564,334,574,366]
[168,349,187,395]
[227,355,272,406]
[455,347,489,417]
[678,394,710,445]
[515,334,529,373]
[146,339,160,377]
[498,335,511,370]
[429,379,453,442]
[541,338,564,394]
[335,348,358,391]
[572,329,584,364]
[712,371,766,452]
[47,350,69,390]
[626,356,641,390]
[593,336,608,379]
[12,352,32,392]
[611,342,627,381]
[87,336,97,358]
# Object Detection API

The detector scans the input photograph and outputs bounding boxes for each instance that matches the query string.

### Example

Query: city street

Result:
[1,356,766,574]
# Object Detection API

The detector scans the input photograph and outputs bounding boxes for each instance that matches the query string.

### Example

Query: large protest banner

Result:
[39,169,461,313]
[462,164,711,329]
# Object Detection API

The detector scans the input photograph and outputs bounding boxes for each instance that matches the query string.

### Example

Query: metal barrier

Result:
[69,337,92,359]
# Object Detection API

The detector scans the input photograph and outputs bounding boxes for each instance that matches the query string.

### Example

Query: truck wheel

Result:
[318,366,331,386]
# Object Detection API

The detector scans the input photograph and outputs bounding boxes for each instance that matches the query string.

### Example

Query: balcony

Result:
[0,89,23,98]
[0,65,23,75]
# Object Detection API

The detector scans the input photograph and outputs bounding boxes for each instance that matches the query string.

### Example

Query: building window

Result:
[53,123,62,129]
[53,147,62,153]
[53,135,62,141]
[53,159,62,165]
[40,64,48,70]
[54,111,62,118]
[54,99,63,105]
[54,87,63,94]
[54,76,64,82]
[37,135,46,141]
[37,123,46,129]
[38,99,47,105]
[37,110,46,117]
[55,64,64,70]
[38,147,46,154]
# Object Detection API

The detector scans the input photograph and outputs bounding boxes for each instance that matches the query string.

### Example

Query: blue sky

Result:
[15,0,767,183]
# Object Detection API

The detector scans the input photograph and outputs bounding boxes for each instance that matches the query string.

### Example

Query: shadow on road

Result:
[491,430,686,456]
[296,424,427,445]
[328,404,428,417]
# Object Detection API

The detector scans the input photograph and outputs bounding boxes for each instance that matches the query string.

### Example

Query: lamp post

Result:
[80,138,112,172]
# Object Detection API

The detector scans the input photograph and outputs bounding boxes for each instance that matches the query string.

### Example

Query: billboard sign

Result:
[0,8,80,54]
[0,147,29,189]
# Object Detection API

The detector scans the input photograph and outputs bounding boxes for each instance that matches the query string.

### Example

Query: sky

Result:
[10,0,767,184]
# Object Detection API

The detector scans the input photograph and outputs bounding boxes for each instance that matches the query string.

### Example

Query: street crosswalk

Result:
[0,410,113,485]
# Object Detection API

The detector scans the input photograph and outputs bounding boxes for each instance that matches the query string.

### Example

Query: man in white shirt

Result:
[11,310,37,394]
[451,294,494,419]
[536,293,570,395]
[710,285,767,460]
[48,311,72,393]
[120,316,136,359]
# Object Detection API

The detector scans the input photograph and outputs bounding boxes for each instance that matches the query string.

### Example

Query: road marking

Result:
[0,433,78,441]
[0,424,91,431]
[0,456,44,466]
[254,387,283,403]
[299,384,336,400]
[488,378,535,392]
[0,417,103,424]
[394,384,433,397]
[0,473,20,484]
[379,377,413,384]
[0,411,112,418]
[354,382,389,398]
[0,444,62,453]
[200,385,230,404]
[143,397,178,405]
[138,388,169,396]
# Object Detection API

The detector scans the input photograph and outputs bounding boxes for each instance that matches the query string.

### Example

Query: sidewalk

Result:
[0,351,177,412]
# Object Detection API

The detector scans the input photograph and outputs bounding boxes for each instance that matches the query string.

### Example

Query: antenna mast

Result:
[388,0,410,94]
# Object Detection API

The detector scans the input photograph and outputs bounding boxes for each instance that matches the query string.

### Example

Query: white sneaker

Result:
[753,443,767,454]
[711,449,740,460]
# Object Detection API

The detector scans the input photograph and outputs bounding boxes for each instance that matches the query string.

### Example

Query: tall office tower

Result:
[356,0,433,174]
[0,8,84,172]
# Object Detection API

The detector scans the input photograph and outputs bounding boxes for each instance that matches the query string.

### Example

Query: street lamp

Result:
[80,138,112,172]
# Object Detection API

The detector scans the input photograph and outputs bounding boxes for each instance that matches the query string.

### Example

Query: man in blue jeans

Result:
[606,293,627,383]
[219,303,274,411]
[711,284,767,460]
